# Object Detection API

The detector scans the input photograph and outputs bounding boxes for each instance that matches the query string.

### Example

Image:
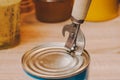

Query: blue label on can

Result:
[25,69,88,80]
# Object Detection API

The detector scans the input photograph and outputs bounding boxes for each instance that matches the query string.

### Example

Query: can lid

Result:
[22,42,89,79]
[34,0,64,2]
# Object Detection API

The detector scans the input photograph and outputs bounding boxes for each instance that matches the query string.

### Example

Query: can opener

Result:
[62,0,91,55]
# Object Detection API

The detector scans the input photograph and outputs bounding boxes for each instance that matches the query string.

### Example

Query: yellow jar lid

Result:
[86,0,119,22]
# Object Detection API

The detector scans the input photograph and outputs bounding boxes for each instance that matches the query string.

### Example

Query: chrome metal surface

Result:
[62,23,80,50]
[62,23,85,55]
[35,0,64,2]
[62,0,91,54]
[22,42,90,79]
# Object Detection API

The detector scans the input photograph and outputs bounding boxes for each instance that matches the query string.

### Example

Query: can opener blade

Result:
[62,23,80,51]
[62,0,91,54]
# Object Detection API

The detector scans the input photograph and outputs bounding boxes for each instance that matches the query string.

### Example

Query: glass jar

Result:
[33,0,73,23]
[20,0,34,13]
[86,0,119,21]
[0,0,21,49]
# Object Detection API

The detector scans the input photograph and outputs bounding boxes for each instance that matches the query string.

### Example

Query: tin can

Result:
[22,42,90,80]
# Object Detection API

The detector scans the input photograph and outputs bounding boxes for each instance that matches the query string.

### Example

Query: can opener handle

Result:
[62,0,91,55]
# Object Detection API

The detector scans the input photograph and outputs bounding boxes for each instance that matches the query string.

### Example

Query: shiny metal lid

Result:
[34,0,65,2]
[22,42,90,79]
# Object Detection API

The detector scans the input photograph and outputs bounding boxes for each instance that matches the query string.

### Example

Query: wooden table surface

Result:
[0,11,120,80]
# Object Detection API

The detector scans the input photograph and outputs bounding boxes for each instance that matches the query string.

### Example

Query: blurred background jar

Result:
[86,0,119,22]
[0,0,21,49]
[33,0,73,23]
[20,0,34,24]
[20,0,34,14]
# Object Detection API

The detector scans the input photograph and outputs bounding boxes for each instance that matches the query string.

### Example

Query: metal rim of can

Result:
[21,42,90,79]
[33,0,65,2]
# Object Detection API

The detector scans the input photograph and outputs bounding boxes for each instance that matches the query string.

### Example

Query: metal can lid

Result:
[22,42,90,79]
